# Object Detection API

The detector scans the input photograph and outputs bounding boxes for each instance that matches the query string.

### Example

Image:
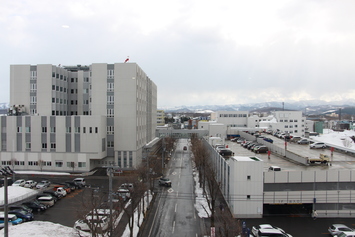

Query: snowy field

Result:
[1,129,354,236]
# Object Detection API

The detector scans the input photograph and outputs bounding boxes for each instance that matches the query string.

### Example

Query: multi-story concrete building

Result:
[1,63,157,172]
[157,110,165,126]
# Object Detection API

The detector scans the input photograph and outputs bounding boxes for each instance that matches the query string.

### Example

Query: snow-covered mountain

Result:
[159,99,355,115]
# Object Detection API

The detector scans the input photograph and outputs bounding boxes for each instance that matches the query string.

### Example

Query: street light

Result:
[0,166,15,237]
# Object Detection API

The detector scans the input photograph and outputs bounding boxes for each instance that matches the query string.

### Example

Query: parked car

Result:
[64,181,77,190]
[22,200,47,212]
[116,188,131,202]
[24,180,37,188]
[329,224,354,236]
[36,195,55,207]
[53,184,71,194]
[159,177,172,187]
[54,187,67,197]
[290,136,302,142]
[310,142,327,149]
[9,205,32,214]
[183,146,187,150]
[36,180,51,189]
[74,215,109,232]
[0,213,22,225]
[252,224,292,237]
[73,178,86,188]
[297,139,310,144]
[43,190,63,200]
[8,209,34,222]
[37,193,58,203]
[263,138,273,143]
[12,179,26,187]
[254,146,269,153]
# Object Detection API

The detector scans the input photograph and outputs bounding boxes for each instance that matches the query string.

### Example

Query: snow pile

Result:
[0,221,89,237]
[0,186,38,205]
[312,129,355,150]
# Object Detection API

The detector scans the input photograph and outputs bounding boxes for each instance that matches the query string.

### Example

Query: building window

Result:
[25,127,31,133]
[78,162,86,168]
[107,126,114,135]
[247,195,251,199]
[55,161,63,167]
[107,141,114,148]
[247,175,251,180]
[30,96,37,104]
[42,143,47,149]
[279,120,283,122]
[95,127,98,133]
[66,127,71,133]
[26,142,31,149]
[108,69,114,79]
[107,82,114,92]
[83,127,86,133]
[89,127,92,133]
[17,127,22,133]
[42,127,47,133]
[50,143,56,149]
[75,127,80,133]
[30,83,37,92]
[107,96,114,104]
[107,109,114,117]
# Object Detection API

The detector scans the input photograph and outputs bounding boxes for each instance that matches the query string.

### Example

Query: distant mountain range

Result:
[2,100,355,116]
[159,99,355,116]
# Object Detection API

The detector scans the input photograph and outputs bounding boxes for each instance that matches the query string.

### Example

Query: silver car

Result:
[329,224,354,236]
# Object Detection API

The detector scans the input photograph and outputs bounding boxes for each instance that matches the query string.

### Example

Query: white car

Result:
[252,224,292,237]
[56,187,67,197]
[335,232,355,237]
[12,179,26,187]
[329,224,354,236]
[24,180,37,188]
[74,215,109,232]
[310,142,326,149]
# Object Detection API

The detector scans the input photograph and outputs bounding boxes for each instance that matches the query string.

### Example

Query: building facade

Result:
[1,63,157,172]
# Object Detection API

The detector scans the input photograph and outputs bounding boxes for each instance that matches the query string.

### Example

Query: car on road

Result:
[263,138,273,143]
[252,224,292,237]
[310,142,326,149]
[329,224,354,236]
[297,139,310,144]
[24,180,37,188]
[36,180,51,189]
[335,231,355,237]
[74,215,110,233]
[8,209,34,222]
[22,200,47,212]
[159,177,172,187]
[12,179,26,187]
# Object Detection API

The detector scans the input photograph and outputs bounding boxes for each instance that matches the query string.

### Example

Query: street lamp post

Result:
[0,166,15,237]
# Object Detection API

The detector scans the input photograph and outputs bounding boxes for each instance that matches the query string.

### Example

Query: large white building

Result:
[1,63,157,172]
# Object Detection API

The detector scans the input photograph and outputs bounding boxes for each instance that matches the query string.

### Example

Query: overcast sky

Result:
[2,0,355,108]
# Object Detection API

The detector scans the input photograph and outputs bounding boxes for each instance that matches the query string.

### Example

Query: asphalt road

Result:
[143,139,203,237]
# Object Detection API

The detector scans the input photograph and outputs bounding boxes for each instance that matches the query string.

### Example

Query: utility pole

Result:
[162,137,166,174]
[106,163,115,237]
[0,166,15,237]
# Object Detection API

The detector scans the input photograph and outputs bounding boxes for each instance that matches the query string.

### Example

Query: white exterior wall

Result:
[5,62,157,172]
[10,65,31,112]
[228,156,264,218]
[270,111,306,136]
[216,111,249,127]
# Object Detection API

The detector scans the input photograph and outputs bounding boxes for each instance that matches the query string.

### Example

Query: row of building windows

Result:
[220,114,248,118]
[17,126,99,134]
[1,160,86,168]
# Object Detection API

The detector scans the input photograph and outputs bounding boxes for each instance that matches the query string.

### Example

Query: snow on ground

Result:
[312,129,355,150]
[15,171,71,175]
[0,221,90,237]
